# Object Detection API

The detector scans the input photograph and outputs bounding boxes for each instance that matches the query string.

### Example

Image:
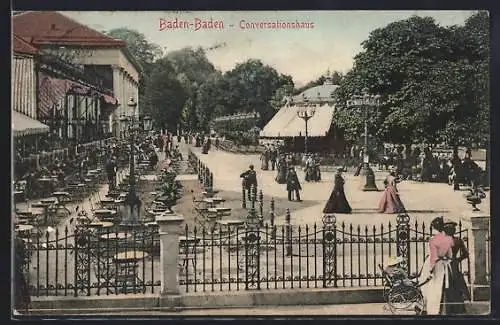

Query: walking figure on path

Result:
[275,154,287,184]
[286,166,302,201]
[260,148,269,170]
[269,145,277,171]
[378,170,405,214]
[323,167,352,214]
[240,164,258,201]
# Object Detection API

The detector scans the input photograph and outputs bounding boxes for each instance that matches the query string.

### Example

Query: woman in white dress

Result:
[419,216,455,315]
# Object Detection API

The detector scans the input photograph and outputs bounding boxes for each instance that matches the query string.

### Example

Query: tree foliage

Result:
[143,58,187,130]
[293,70,343,95]
[105,28,164,111]
[333,12,489,148]
[221,59,294,126]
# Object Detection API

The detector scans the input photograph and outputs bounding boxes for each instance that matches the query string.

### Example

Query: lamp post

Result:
[118,97,152,228]
[346,89,381,191]
[297,105,316,155]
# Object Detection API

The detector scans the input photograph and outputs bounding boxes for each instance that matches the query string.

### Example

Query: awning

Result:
[12,111,50,137]
[103,93,118,106]
[38,76,117,117]
[260,104,335,138]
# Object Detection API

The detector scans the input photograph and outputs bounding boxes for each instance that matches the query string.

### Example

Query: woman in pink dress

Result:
[419,217,455,315]
[378,170,406,214]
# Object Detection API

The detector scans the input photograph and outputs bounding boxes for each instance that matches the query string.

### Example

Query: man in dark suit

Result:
[286,166,302,201]
[105,156,117,192]
[269,146,278,171]
[240,164,257,201]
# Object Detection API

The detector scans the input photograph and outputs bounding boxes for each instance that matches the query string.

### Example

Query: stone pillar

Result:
[471,216,490,301]
[156,212,185,295]
[112,65,122,137]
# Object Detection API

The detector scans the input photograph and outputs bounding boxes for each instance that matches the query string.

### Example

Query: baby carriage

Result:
[378,258,429,315]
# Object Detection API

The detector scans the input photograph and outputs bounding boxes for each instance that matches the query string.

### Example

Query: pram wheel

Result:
[387,285,424,314]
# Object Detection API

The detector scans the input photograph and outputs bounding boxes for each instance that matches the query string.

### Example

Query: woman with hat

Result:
[323,167,352,214]
[378,170,406,214]
[442,221,470,314]
[419,216,455,315]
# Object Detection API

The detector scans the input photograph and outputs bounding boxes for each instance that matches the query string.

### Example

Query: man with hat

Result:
[286,166,302,201]
[240,164,258,201]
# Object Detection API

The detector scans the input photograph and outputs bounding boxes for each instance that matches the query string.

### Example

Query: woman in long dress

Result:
[378,171,406,214]
[419,217,455,315]
[275,155,287,184]
[323,168,352,214]
[260,150,269,170]
[443,221,470,314]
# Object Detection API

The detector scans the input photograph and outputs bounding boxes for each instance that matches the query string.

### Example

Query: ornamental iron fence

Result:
[20,213,470,296]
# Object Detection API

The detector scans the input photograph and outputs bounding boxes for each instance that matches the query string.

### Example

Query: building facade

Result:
[12,34,50,151]
[12,11,141,139]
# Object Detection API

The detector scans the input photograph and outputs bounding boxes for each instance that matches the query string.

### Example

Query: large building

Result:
[260,77,344,153]
[12,11,141,139]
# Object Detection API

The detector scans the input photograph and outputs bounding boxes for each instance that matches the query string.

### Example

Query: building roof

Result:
[13,34,39,54]
[292,82,339,104]
[12,11,142,72]
[260,104,335,138]
[13,11,125,47]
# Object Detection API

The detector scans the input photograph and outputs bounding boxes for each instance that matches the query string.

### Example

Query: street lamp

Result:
[117,97,147,228]
[346,89,381,191]
[297,105,316,155]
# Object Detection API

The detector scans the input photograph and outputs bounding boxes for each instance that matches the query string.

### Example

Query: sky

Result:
[63,11,476,87]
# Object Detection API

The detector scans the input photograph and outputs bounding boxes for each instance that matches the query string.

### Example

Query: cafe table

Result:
[178,236,200,273]
[202,197,225,207]
[112,250,148,294]
[52,192,72,213]
[13,190,25,204]
[15,224,34,238]
[93,209,117,221]
[40,197,58,205]
[37,178,55,197]
[31,201,53,225]
[100,232,131,241]
[88,221,114,228]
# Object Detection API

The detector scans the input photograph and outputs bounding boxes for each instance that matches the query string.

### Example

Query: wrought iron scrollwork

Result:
[245,206,261,290]
[74,214,92,295]
[322,214,337,288]
[396,214,411,274]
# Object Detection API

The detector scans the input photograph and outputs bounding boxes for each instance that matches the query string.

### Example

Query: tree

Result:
[105,28,163,69]
[144,58,187,131]
[293,71,343,95]
[333,13,489,151]
[166,47,216,131]
[105,28,163,113]
[222,59,293,126]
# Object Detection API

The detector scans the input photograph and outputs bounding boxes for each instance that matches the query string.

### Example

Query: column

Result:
[471,216,490,301]
[135,79,140,117]
[156,213,185,295]
[122,69,127,117]
[112,65,122,137]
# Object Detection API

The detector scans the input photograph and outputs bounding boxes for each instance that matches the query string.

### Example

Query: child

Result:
[384,256,413,286]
